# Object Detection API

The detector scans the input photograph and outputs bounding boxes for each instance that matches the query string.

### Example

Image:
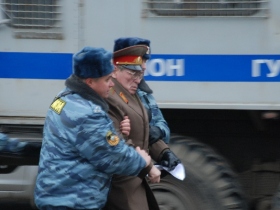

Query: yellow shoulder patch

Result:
[106,131,120,146]
[50,98,66,114]
[119,92,128,104]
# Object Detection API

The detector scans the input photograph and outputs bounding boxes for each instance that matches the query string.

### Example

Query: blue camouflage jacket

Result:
[137,80,170,144]
[35,77,146,210]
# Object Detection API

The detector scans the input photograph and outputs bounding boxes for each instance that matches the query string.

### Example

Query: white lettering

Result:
[146,59,185,77]
[166,59,184,76]
[147,59,166,76]
[252,59,265,77]
[266,60,280,77]
[252,59,280,77]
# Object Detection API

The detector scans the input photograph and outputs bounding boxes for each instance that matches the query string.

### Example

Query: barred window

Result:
[142,0,269,18]
[1,0,63,39]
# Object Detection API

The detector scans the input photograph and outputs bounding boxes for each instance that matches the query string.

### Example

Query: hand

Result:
[120,116,130,136]
[135,146,151,167]
[148,166,161,183]
[159,149,181,171]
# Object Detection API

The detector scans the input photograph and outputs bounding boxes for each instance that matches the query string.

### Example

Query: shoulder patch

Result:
[119,92,128,104]
[50,98,66,114]
[106,131,120,146]
[93,106,102,113]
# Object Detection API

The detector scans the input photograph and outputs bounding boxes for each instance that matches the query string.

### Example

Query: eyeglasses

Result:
[124,69,144,81]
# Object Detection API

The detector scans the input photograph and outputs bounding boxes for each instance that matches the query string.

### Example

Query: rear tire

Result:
[149,135,248,210]
[272,184,280,210]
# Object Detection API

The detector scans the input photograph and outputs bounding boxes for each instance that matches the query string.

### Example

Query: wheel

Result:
[272,183,280,210]
[149,135,248,210]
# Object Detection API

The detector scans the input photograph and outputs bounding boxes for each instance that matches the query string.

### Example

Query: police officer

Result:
[34,47,153,210]
[113,37,181,170]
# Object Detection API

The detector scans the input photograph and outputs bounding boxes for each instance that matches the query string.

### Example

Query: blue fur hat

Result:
[73,47,113,79]
[114,37,151,60]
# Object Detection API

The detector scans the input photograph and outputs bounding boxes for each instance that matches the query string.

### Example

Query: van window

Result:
[142,0,269,18]
[1,0,63,39]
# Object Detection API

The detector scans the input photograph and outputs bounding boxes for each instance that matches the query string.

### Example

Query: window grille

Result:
[0,0,63,39]
[142,0,269,18]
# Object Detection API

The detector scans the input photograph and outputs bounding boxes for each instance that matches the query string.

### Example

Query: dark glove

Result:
[159,149,181,171]
[149,125,163,145]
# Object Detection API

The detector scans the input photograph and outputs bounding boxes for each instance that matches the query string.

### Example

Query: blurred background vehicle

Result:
[1,0,280,209]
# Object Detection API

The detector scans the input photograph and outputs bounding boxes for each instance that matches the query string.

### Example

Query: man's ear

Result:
[112,65,118,78]
[84,78,93,86]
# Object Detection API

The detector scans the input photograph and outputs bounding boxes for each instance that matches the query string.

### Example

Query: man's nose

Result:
[134,77,142,84]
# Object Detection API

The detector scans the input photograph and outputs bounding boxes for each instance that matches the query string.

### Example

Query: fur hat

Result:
[73,47,113,79]
[114,37,151,60]
[114,45,149,71]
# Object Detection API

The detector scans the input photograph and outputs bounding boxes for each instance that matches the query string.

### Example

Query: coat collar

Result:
[65,74,109,112]
[138,79,153,94]
[110,78,146,118]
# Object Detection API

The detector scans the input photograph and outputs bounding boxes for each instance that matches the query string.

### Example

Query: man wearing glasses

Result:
[113,37,180,169]
[103,45,174,210]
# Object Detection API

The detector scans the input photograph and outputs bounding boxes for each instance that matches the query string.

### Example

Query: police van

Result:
[1,0,280,209]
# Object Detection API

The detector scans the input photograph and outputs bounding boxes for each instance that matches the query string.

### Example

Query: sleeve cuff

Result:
[137,161,153,179]
[148,140,169,162]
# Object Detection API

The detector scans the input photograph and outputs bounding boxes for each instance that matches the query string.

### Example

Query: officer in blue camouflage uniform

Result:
[34,47,153,210]
[113,37,181,170]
